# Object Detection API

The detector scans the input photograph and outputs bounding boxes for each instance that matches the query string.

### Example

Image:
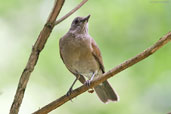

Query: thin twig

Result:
[9,0,65,114]
[33,32,171,114]
[54,0,88,25]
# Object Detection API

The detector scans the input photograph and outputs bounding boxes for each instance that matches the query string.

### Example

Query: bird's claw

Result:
[85,80,91,86]
[67,88,73,96]
[66,88,74,102]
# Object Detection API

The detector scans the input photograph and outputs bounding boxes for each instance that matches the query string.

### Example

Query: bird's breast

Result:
[61,37,99,78]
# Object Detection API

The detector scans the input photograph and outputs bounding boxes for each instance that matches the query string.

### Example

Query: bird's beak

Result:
[81,15,91,22]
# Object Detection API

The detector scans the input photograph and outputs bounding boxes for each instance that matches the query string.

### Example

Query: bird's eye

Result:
[74,19,79,24]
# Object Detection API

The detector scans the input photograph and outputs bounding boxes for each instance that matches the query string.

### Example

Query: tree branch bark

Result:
[33,32,171,114]
[54,0,88,25]
[9,0,65,114]
[9,0,88,113]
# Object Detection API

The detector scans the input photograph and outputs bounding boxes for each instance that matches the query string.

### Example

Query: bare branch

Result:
[33,32,171,114]
[9,0,65,114]
[54,0,88,25]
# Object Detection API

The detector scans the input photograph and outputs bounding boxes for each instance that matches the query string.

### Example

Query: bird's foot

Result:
[85,80,94,93]
[67,87,73,96]
[85,71,96,87]
[66,88,73,102]
[85,80,91,86]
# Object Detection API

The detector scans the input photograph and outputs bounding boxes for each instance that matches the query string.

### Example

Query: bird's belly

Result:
[62,38,99,79]
[72,55,99,78]
[64,48,98,78]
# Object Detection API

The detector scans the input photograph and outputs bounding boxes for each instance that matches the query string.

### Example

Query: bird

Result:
[59,15,119,103]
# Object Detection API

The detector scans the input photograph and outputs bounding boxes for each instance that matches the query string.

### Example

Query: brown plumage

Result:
[59,15,119,103]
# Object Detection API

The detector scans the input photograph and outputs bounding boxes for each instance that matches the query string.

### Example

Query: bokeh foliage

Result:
[0,0,171,114]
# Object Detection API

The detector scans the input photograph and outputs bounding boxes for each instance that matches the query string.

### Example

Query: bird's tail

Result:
[94,80,119,103]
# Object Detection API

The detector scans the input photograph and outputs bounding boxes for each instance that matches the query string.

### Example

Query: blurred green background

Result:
[0,0,171,114]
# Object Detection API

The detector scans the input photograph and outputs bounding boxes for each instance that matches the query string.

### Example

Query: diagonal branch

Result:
[10,0,89,113]
[9,0,65,114]
[33,32,171,114]
[54,0,88,25]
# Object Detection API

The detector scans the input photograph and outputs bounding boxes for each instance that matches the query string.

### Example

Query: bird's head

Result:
[69,15,90,34]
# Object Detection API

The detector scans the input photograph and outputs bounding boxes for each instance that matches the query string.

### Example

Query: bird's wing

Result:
[91,38,105,73]
[59,37,86,84]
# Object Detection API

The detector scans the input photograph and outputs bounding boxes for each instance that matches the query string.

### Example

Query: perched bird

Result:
[59,15,119,103]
